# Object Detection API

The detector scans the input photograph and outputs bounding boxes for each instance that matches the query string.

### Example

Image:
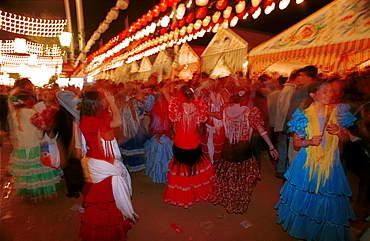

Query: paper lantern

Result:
[203,16,211,26]
[186,12,195,24]
[170,21,179,31]
[264,2,275,14]
[167,0,178,7]
[216,0,228,10]
[147,10,153,22]
[195,0,209,7]
[187,24,194,33]
[196,6,208,19]
[223,6,232,19]
[251,0,261,7]
[176,3,186,19]
[159,2,167,12]
[180,27,186,36]
[251,7,261,19]
[160,27,168,35]
[161,15,170,27]
[178,18,186,28]
[194,20,202,30]
[235,1,246,13]
[153,5,160,17]
[116,0,129,10]
[212,11,221,23]
[230,16,239,27]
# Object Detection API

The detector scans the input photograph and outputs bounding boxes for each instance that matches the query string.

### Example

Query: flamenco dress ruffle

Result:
[208,157,260,214]
[164,153,214,208]
[119,124,148,172]
[80,176,132,241]
[144,134,173,184]
[9,146,63,202]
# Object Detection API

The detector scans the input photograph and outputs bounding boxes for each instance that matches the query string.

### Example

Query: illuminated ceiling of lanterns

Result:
[84,0,305,75]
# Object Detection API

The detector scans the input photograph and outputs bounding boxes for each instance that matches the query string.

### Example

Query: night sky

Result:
[1,0,333,53]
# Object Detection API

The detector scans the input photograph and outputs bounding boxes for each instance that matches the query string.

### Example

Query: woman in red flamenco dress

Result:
[164,84,214,208]
[79,90,138,241]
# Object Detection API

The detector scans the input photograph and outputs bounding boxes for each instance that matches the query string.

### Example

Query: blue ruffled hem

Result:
[275,203,355,241]
[284,150,353,196]
[275,149,356,240]
[144,135,173,184]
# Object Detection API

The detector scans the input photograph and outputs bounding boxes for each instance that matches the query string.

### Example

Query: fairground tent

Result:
[201,28,272,78]
[248,0,370,77]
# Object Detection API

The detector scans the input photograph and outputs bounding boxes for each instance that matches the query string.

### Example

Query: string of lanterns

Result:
[0,39,62,57]
[0,10,67,37]
[83,0,303,75]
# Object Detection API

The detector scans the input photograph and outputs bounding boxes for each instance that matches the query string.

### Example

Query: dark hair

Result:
[180,84,194,102]
[15,78,33,88]
[298,65,318,79]
[303,81,329,109]
[80,91,105,117]
[13,90,37,108]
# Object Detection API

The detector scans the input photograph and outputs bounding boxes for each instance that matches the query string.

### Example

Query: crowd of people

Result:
[0,65,369,241]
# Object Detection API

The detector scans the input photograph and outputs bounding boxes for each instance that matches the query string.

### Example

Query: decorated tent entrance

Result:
[201,28,272,78]
[178,43,204,80]
[201,28,248,77]
[248,0,370,76]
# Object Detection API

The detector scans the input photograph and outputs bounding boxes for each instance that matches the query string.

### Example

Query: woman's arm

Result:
[256,124,278,160]
[103,90,123,128]
[293,133,322,151]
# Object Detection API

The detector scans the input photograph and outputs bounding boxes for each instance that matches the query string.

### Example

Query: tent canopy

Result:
[248,0,370,77]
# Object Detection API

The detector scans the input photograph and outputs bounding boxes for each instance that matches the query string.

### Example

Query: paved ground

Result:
[0,134,367,241]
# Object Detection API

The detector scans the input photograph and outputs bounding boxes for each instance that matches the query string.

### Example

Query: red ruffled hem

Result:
[208,158,260,214]
[164,154,214,208]
[80,177,132,241]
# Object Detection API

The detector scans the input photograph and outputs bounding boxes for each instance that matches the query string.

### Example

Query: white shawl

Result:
[88,158,139,222]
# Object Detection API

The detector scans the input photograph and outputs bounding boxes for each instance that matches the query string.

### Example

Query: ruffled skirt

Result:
[208,157,260,214]
[9,146,63,202]
[119,124,148,172]
[80,177,132,241]
[275,150,356,241]
[164,149,214,208]
[144,134,173,184]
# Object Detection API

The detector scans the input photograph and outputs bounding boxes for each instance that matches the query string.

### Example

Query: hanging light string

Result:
[0,39,62,57]
[82,0,302,75]
[0,10,67,37]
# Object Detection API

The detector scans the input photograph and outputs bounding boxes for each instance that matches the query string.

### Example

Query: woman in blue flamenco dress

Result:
[144,84,173,184]
[275,81,356,241]
[119,91,153,172]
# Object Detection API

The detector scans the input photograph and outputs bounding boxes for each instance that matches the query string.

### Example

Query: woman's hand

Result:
[326,121,341,135]
[310,135,322,146]
[269,148,279,160]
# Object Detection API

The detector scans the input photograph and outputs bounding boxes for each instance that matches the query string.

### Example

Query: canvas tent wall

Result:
[152,49,173,81]
[248,0,370,77]
[201,28,272,78]
[179,43,204,73]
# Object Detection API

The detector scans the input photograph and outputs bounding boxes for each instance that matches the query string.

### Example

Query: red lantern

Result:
[178,18,186,28]
[160,27,168,35]
[147,10,153,22]
[171,21,179,31]
[237,9,247,19]
[167,0,178,7]
[159,2,167,12]
[186,12,195,24]
[141,17,147,26]
[153,5,160,17]
[249,6,258,14]
[196,6,208,19]
[216,0,228,10]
